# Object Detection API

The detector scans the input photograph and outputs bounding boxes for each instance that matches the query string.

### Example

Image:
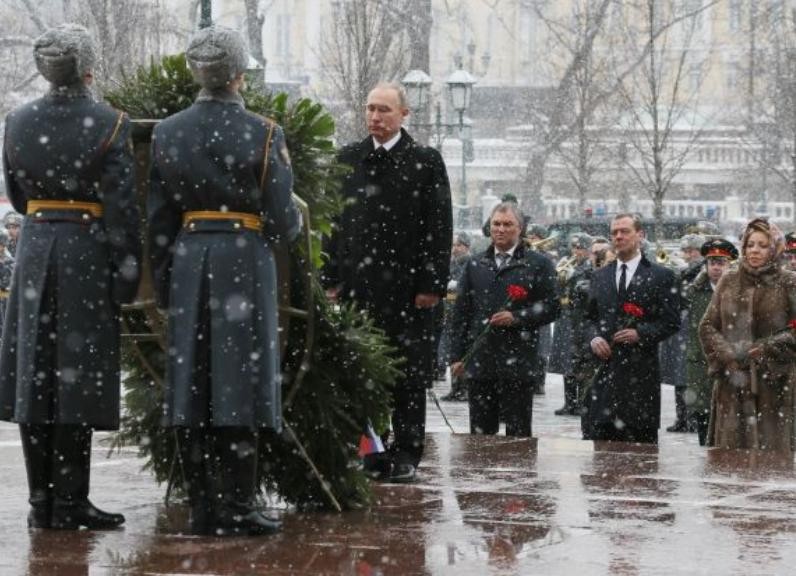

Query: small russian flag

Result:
[358,422,385,458]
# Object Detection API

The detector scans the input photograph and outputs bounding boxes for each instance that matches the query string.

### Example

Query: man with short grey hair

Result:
[450,202,559,436]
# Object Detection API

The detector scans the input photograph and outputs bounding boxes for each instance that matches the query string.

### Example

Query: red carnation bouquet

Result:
[456,284,529,369]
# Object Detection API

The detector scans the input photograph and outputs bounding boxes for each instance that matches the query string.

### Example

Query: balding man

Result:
[323,82,453,483]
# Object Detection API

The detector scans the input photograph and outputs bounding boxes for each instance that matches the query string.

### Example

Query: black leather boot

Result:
[555,376,578,416]
[177,428,215,535]
[666,388,689,433]
[213,428,281,536]
[20,424,53,529]
[50,425,125,530]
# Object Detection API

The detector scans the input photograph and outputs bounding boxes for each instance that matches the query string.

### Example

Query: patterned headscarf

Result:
[741,218,785,262]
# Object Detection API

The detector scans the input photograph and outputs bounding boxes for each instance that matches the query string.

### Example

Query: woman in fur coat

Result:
[699,218,796,451]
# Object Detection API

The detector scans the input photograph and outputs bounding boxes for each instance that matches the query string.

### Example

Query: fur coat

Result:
[699,261,796,450]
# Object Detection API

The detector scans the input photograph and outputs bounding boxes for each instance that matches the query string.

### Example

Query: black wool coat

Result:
[450,244,560,382]
[583,256,680,433]
[148,93,301,430]
[0,85,141,430]
[323,129,452,388]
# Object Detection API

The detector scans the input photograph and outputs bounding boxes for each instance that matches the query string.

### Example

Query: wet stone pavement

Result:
[2,374,796,575]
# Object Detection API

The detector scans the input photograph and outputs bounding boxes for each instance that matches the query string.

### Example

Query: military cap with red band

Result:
[700,238,738,260]
[786,232,796,253]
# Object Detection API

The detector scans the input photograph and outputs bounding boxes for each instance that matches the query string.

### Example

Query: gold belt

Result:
[0,290,8,300]
[27,199,103,218]
[182,210,262,232]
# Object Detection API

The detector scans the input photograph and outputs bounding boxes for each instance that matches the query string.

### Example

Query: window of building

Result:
[276,14,291,58]
[729,0,742,32]
[726,60,740,90]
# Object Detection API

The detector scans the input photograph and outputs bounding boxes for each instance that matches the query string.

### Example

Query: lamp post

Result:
[200,0,212,28]
[402,67,476,224]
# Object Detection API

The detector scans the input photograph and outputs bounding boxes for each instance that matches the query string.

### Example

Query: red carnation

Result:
[507,284,529,302]
[622,302,645,318]
[789,319,796,330]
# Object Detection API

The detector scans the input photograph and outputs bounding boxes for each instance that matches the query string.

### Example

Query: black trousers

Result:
[468,379,532,437]
[389,386,427,467]
[692,412,709,446]
[590,422,658,444]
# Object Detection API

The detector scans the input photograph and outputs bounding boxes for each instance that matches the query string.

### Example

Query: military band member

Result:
[0,229,14,330]
[684,238,737,445]
[554,234,594,416]
[0,24,140,530]
[148,25,301,536]
[3,212,22,257]
[663,233,704,433]
[785,232,796,272]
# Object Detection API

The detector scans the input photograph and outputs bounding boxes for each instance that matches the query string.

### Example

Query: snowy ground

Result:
[1,374,795,575]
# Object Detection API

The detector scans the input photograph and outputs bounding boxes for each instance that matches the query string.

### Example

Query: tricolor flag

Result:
[358,422,385,458]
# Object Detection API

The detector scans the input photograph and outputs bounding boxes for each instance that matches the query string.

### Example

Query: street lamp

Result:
[200,0,212,28]
[402,67,476,224]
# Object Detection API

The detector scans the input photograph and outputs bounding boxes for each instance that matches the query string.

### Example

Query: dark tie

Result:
[618,263,628,302]
[496,252,509,270]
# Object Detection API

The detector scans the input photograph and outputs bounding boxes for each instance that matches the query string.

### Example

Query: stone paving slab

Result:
[1,375,795,575]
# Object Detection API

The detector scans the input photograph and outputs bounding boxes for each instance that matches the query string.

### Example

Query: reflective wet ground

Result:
[2,374,796,575]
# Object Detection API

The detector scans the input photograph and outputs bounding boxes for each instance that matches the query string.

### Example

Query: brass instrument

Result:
[556,255,578,285]
[655,244,686,271]
[527,230,560,251]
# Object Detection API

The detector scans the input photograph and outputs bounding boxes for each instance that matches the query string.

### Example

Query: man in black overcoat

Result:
[148,25,301,535]
[450,203,559,436]
[583,214,680,444]
[323,82,452,482]
[0,24,141,530]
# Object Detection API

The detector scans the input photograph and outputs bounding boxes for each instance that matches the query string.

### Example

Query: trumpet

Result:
[556,255,577,286]
[655,244,686,271]
[526,230,560,251]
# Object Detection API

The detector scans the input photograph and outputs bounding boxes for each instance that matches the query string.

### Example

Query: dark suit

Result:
[323,128,452,466]
[451,244,559,436]
[582,255,679,443]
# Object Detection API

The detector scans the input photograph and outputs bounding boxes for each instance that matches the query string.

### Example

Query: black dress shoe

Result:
[389,462,416,483]
[363,453,392,481]
[28,508,51,529]
[666,421,688,433]
[214,507,282,536]
[554,405,577,416]
[51,499,125,530]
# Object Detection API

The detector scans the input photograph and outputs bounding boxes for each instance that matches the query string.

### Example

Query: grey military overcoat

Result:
[148,92,300,430]
[0,85,141,430]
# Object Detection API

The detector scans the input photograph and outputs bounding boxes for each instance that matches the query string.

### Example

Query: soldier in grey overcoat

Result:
[147,25,300,536]
[0,24,140,530]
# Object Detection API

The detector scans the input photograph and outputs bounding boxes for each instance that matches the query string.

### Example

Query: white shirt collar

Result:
[495,243,519,265]
[616,251,642,287]
[373,131,402,151]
